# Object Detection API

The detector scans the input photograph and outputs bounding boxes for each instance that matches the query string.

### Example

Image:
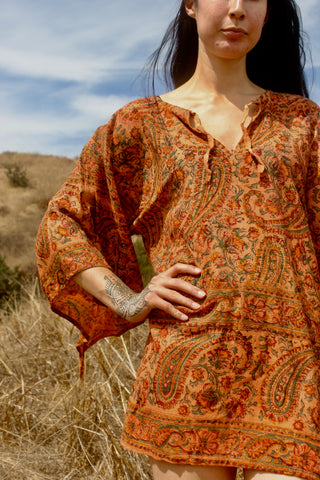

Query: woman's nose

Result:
[229,0,246,19]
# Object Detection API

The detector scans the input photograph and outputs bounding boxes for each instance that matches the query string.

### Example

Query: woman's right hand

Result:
[104,263,206,324]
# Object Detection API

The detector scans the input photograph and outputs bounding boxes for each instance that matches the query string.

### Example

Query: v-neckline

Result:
[156,90,269,154]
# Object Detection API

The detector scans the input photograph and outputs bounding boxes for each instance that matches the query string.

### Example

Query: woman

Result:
[37,1,320,479]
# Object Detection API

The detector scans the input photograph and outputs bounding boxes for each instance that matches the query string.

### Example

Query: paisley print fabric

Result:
[36,90,320,478]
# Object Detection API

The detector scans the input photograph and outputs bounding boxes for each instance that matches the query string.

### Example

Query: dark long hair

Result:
[146,0,310,97]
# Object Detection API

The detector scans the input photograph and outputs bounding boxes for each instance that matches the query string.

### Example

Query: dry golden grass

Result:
[0,152,243,480]
[0,152,153,478]
[0,152,76,273]
[0,279,151,479]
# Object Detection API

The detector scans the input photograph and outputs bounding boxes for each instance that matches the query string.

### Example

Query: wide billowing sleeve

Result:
[305,107,320,267]
[36,110,145,364]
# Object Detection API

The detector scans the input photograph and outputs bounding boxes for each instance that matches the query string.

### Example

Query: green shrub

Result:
[0,205,9,216]
[4,163,31,188]
[0,256,22,308]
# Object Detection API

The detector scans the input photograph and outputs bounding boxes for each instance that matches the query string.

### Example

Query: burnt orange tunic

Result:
[37,91,320,479]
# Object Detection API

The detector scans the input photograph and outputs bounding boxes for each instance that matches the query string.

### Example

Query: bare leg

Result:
[244,470,303,480]
[150,460,237,480]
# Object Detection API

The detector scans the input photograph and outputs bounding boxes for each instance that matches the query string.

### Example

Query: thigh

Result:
[244,469,303,480]
[150,459,238,480]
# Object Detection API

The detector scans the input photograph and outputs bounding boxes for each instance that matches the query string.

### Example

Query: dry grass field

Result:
[0,281,151,479]
[0,152,243,480]
[0,152,152,479]
[0,152,77,274]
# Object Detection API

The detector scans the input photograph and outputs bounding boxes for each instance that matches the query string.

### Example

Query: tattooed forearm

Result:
[104,275,150,318]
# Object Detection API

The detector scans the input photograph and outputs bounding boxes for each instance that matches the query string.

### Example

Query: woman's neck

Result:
[176,51,262,102]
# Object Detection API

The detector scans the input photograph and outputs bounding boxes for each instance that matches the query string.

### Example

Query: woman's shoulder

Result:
[88,97,164,152]
[93,97,161,138]
[267,90,320,117]
[112,96,160,119]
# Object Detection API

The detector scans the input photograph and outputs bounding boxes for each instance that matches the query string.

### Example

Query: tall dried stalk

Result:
[0,279,151,479]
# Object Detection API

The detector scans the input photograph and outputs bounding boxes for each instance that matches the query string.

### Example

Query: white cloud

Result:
[0,94,143,156]
[0,0,177,82]
[0,89,136,156]
[71,93,133,120]
[0,0,319,156]
[0,0,179,155]
[0,46,109,83]
[296,0,319,28]
[296,0,320,67]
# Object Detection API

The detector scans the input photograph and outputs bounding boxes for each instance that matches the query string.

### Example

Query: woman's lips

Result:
[222,28,247,39]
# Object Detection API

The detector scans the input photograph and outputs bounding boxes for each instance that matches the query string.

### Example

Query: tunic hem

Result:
[121,437,320,480]
[121,408,320,480]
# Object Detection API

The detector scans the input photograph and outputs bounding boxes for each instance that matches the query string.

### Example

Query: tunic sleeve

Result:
[36,110,145,366]
[305,108,320,268]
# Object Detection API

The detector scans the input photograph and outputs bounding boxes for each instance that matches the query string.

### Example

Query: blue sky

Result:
[1,0,320,157]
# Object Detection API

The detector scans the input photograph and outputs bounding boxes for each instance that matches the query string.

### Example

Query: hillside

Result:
[0,151,152,479]
[0,152,77,273]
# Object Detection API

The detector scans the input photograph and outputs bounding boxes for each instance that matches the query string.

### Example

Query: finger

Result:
[149,295,189,322]
[150,276,206,299]
[146,287,202,311]
[165,263,201,278]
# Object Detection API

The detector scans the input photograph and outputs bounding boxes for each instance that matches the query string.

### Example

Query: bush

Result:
[4,163,31,188]
[0,205,9,216]
[0,256,22,308]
